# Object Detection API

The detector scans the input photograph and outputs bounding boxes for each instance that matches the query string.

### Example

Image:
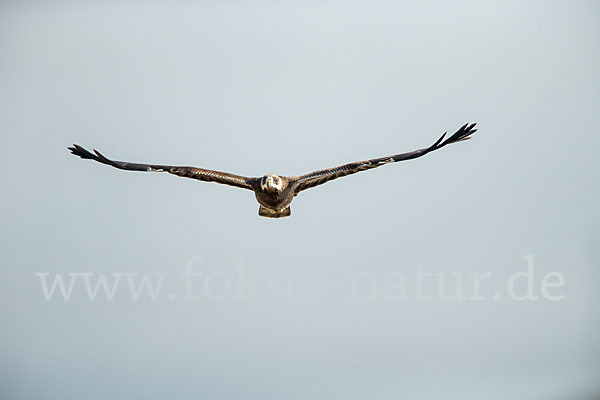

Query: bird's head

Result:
[261,174,283,192]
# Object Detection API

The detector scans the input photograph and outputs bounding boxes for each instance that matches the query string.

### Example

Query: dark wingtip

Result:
[431,132,447,149]
[68,144,107,163]
[93,149,112,164]
[445,122,478,144]
[69,144,90,158]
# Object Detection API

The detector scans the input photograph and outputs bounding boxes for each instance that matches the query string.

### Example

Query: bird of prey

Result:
[69,123,477,218]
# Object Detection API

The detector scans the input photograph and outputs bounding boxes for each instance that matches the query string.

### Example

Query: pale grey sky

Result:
[1,1,599,399]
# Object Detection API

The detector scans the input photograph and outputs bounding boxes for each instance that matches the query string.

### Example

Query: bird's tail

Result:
[258,206,291,218]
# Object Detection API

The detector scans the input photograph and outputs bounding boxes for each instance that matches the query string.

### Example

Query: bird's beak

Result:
[266,177,273,188]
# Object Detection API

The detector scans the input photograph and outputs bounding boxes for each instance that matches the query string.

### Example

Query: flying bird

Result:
[69,122,477,218]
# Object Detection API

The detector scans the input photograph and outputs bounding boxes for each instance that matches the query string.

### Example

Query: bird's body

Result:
[69,123,477,218]
[254,175,295,217]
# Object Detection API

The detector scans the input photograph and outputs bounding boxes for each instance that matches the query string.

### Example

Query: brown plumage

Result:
[69,122,477,218]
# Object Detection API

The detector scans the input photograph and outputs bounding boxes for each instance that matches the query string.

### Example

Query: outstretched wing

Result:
[292,123,477,193]
[68,145,257,190]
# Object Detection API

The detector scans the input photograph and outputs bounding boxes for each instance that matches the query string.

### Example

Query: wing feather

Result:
[292,123,477,193]
[68,145,256,190]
